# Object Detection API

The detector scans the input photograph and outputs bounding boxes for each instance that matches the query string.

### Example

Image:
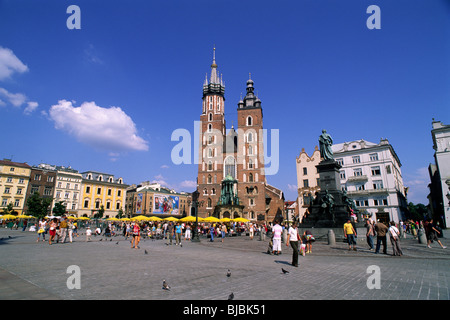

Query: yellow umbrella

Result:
[232,217,250,223]
[131,215,148,221]
[77,216,90,220]
[220,217,232,223]
[17,215,33,219]
[147,216,162,222]
[203,216,220,223]
[120,218,131,222]
[180,216,196,222]
[163,216,179,222]
[1,214,18,220]
[106,217,119,221]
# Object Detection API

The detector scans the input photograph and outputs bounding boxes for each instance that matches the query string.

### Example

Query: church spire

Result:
[203,46,225,98]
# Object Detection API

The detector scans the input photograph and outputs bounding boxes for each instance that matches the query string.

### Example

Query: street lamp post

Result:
[188,199,204,243]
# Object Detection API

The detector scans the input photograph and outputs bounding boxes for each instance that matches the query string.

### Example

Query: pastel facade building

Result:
[79,171,127,217]
[0,159,32,215]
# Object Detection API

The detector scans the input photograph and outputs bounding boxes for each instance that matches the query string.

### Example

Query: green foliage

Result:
[52,201,67,216]
[407,202,428,221]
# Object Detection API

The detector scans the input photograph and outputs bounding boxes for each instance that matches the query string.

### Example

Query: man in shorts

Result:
[343,219,357,251]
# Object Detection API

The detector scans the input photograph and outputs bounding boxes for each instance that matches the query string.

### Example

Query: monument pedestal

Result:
[301,160,362,228]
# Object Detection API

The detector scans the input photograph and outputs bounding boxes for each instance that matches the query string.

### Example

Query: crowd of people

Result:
[3,215,446,261]
[343,217,447,257]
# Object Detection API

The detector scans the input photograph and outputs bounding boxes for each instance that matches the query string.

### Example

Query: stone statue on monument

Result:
[319,129,334,161]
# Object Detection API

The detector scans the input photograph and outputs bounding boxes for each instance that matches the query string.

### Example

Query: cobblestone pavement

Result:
[0,228,449,300]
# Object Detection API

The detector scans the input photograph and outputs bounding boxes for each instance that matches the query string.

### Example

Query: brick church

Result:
[195,49,285,223]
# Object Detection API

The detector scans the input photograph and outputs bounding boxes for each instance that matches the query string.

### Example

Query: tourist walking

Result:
[343,219,357,251]
[58,215,69,243]
[67,218,74,243]
[209,224,215,242]
[37,218,47,242]
[425,219,447,249]
[374,220,388,254]
[166,222,174,245]
[86,226,92,242]
[48,218,58,245]
[302,230,315,253]
[185,223,191,241]
[366,219,375,251]
[221,224,227,242]
[175,222,182,246]
[388,221,403,256]
[131,222,141,249]
[287,222,300,267]
[272,220,283,255]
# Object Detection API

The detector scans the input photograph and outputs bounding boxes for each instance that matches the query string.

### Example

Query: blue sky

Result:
[0,0,449,204]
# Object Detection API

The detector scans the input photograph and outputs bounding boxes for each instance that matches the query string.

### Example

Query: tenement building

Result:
[332,139,408,224]
[196,49,284,222]
[428,120,450,228]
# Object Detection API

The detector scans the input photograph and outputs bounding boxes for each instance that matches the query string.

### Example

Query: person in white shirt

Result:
[272,221,283,255]
[287,222,300,267]
[388,221,402,256]
[86,227,92,242]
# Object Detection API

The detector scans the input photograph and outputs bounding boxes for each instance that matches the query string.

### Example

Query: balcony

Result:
[347,175,368,182]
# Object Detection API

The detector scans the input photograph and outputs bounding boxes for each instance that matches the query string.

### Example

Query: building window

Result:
[14,199,20,207]
[16,188,22,195]
[207,175,212,184]
[84,200,89,208]
[249,173,254,182]
[31,186,39,194]
[117,190,121,197]
[4,187,10,194]
[18,178,24,184]
[44,187,52,196]
[355,200,369,207]
[356,184,365,191]
[248,145,253,155]
[208,161,213,171]
[34,174,41,181]
[86,186,90,193]
[336,158,344,166]
[340,171,346,179]
[207,198,212,208]
[249,198,255,206]
[386,165,392,174]
[371,166,381,176]
[373,180,383,190]
[47,176,54,182]
[97,188,102,195]
[2,199,8,206]
[209,113,213,121]
[106,202,111,210]
[303,179,309,188]
[302,167,307,175]
[248,159,254,169]
[353,168,363,176]
[203,188,208,195]
[247,116,252,126]
[352,156,361,164]
[369,153,379,161]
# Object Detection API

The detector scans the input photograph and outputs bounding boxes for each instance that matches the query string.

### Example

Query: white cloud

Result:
[287,184,298,192]
[179,180,197,189]
[49,100,149,153]
[0,46,28,80]
[24,101,39,115]
[0,87,27,107]
[404,167,429,204]
[160,165,170,169]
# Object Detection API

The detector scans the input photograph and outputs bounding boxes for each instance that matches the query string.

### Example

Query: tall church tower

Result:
[236,75,266,220]
[197,48,226,217]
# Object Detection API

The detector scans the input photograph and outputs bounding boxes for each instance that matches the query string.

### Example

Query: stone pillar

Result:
[327,229,336,245]
[418,228,427,244]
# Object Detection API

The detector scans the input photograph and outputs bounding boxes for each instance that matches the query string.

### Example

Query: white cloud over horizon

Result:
[48,100,149,153]
[404,167,430,205]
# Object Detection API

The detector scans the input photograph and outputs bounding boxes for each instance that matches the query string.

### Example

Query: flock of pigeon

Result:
[161,267,290,300]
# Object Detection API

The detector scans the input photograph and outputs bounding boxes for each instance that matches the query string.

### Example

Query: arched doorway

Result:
[223,211,230,219]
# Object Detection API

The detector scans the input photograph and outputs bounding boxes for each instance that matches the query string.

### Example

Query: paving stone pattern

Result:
[0,228,449,300]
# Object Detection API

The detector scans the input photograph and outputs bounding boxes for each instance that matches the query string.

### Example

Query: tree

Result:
[27,193,53,219]
[407,202,428,221]
[53,201,67,216]
[94,205,105,219]
[2,202,14,215]
[116,208,124,219]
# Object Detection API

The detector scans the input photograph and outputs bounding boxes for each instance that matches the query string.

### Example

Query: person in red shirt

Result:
[131,223,141,249]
